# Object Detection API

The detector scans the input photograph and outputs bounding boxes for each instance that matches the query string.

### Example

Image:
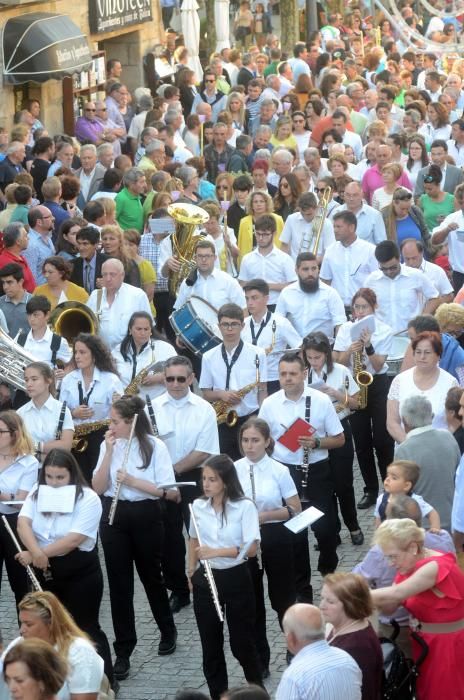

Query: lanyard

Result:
[130,340,149,381]
[78,380,95,406]
[221,340,244,390]
[305,395,311,423]
[308,369,327,384]
[250,311,271,345]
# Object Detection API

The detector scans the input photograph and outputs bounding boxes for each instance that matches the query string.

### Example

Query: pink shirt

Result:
[362,164,412,204]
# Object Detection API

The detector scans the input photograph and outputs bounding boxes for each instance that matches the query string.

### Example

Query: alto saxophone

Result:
[213,355,261,427]
[124,345,165,396]
[72,419,110,453]
[353,351,373,410]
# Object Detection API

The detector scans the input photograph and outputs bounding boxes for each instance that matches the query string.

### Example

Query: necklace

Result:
[329,618,366,643]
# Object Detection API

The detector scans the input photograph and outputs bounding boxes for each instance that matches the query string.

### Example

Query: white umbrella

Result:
[181,0,203,82]
[215,0,231,52]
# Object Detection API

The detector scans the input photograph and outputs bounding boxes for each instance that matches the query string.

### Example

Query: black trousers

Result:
[0,512,30,607]
[99,497,176,659]
[154,291,176,344]
[162,467,202,598]
[36,547,113,684]
[287,459,338,592]
[218,413,257,461]
[453,270,464,295]
[349,374,394,495]
[329,417,360,533]
[74,427,107,485]
[161,5,174,28]
[247,523,296,670]
[192,563,263,700]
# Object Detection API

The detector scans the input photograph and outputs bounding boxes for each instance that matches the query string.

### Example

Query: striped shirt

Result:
[276,640,362,700]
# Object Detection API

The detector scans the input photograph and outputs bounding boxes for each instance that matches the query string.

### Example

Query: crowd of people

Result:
[2,1,464,698]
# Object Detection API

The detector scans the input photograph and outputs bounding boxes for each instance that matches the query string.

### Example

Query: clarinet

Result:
[298,396,311,502]
[108,414,138,526]
[2,516,42,592]
[145,395,159,436]
[189,504,224,622]
[249,463,262,569]
[55,401,67,440]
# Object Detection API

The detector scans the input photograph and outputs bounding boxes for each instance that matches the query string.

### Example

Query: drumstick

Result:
[1,515,43,591]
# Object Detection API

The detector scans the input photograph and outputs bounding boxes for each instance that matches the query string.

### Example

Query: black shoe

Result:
[113,657,130,681]
[357,492,377,509]
[169,593,190,613]
[350,530,365,545]
[158,630,177,655]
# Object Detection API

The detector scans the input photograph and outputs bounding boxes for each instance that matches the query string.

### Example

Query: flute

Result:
[248,463,263,569]
[189,504,224,622]
[108,414,138,526]
[2,515,42,592]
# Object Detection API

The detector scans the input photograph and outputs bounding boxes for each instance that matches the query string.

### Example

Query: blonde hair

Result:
[101,224,131,271]
[0,411,34,456]
[246,190,274,215]
[373,518,425,550]
[382,162,403,180]
[95,196,115,221]
[435,303,464,331]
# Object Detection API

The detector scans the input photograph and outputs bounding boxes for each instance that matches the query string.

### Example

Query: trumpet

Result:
[212,356,260,427]
[108,414,138,526]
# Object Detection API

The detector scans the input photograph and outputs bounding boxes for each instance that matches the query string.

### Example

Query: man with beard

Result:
[276,252,345,341]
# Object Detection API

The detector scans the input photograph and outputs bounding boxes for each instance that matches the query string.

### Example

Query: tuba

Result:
[299,187,332,256]
[353,351,373,410]
[0,327,37,391]
[49,301,99,345]
[167,203,210,296]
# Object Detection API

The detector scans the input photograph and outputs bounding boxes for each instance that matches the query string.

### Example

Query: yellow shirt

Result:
[237,214,284,262]
[138,258,157,318]
[33,282,89,310]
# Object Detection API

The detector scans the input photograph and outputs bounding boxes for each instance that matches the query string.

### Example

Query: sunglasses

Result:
[423,175,436,183]
[205,78,215,83]
[165,376,188,383]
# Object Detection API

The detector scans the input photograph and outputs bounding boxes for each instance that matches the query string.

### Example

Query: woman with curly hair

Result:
[33,256,88,309]
[273,172,302,221]
[237,190,284,258]
[101,224,141,287]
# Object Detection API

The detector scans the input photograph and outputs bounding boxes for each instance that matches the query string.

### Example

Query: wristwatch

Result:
[314,437,321,449]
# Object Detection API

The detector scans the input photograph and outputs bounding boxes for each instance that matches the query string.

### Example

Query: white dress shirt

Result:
[276,280,346,341]
[417,259,454,298]
[307,362,359,421]
[333,319,393,375]
[152,391,219,464]
[200,341,267,417]
[279,212,335,260]
[23,327,72,367]
[17,396,74,445]
[242,311,302,381]
[258,386,343,465]
[174,268,246,311]
[320,238,378,305]
[235,455,297,521]
[59,368,124,424]
[188,497,260,569]
[238,247,297,305]
[0,455,39,515]
[20,486,102,551]
[94,434,175,501]
[341,130,363,160]
[432,210,464,273]
[86,283,153,349]
[447,139,464,167]
[363,265,439,333]
[79,168,96,202]
[113,339,177,400]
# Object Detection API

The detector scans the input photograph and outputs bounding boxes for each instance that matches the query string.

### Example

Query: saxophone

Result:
[72,419,111,453]
[353,351,373,410]
[213,356,261,427]
[124,344,165,396]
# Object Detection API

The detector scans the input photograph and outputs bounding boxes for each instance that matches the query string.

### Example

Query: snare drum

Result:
[386,336,410,376]
[169,296,221,355]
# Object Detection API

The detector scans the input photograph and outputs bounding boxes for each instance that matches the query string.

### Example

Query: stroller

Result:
[380,620,429,699]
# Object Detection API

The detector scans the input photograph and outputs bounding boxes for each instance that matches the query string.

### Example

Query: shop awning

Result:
[2,12,92,84]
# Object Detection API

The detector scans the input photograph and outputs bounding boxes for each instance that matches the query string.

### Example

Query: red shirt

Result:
[0,249,36,292]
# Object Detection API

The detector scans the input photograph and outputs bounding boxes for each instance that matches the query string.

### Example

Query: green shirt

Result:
[115,187,144,233]
[419,192,455,231]
[264,61,279,77]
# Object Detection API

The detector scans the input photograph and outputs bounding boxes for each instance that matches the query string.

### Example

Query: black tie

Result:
[221,340,244,390]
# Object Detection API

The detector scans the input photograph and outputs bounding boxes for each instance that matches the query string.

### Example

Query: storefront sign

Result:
[89,0,153,34]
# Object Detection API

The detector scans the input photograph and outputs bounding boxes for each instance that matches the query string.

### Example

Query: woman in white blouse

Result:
[16,449,113,684]
[0,411,39,606]
[59,333,124,483]
[235,418,301,678]
[92,395,178,682]
[302,332,364,546]
[112,311,176,398]
[387,330,457,443]
[5,590,105,700]
[188,454,263,700]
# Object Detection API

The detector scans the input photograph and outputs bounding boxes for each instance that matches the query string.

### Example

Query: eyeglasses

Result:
[280,182,290,188]
[313,188,324,193]
[165,375,188,383]
[255,230,274,237]
[85,108,96,112]
[205,78,215,83]
[353,303,371,311]
[379,263,399,272]
[219,321,242,330]
[423,174,436,183]
[196,253,215,260]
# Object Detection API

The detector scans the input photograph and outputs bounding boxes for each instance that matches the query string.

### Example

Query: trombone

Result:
[299,187,332,257]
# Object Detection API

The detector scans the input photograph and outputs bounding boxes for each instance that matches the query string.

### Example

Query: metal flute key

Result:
[189,504,224,622]
[2,515,42,591]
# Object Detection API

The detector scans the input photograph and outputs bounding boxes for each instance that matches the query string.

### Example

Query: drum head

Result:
[189,296,220,338]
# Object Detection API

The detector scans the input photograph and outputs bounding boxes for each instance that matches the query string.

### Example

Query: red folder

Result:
[278,418,316,452]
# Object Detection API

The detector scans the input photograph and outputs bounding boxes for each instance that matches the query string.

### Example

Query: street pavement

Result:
[0,465,378,700]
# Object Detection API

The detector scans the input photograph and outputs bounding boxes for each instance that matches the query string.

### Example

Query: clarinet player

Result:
[188,454,263,700]
[92,396,178,683]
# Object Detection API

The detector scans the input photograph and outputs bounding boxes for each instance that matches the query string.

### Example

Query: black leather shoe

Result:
[158,630,177,655]
[169,593,190,613]
[113,657,130,680]
[350,530,365,546]
[357,492,377,509]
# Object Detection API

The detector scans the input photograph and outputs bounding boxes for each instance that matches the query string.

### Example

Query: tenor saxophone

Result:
[353,351,373,410]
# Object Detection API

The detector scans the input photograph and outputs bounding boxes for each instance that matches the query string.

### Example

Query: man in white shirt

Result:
[320,210,378,309]
[173,239,245,311]
[364,240,439,334]
[276,604,362,700]
[401,238,454,306]
[331,110,363,161]
[338,181,387,244]
[86,258,152,349]
[153,356,219,615]
[276,252,346,341]
[279,192,335,262]
[431,183,464,292]
[447,118,464,167]
[239,215,296,308]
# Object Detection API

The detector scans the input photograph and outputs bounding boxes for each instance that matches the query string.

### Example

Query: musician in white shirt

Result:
[152,356,219,615]
[401,238,454,305]
[20,296,71,369]
[279,192,335,262]
[86,259,152,349]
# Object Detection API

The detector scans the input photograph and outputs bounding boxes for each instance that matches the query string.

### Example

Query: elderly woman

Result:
[381,187,430,250]
[371,163,404,211]
[435,303,464,344]
[387,331,458,443]
[320,573,383,700]
[237,190,284,258]
[372,518,464,700]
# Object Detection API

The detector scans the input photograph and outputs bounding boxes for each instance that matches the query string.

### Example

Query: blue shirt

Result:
[22,229,55,285]
[396,215,421,247]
